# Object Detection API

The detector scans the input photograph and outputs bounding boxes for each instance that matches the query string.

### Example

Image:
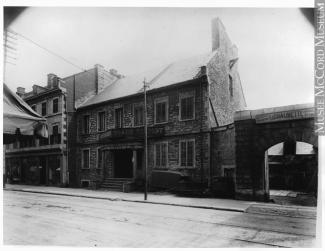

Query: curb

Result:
[4,188,245,213]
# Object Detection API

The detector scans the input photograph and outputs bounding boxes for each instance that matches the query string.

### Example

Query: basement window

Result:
[81,180,90,188]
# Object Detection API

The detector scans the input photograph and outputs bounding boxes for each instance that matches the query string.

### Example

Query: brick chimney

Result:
[47,73,58,89]
[16,87,25,97]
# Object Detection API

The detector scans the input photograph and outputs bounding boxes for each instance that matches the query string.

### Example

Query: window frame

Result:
[179,93,195,121]
[115,107,124,129]
[154,142,168,169]
[83,114,90,134]
[41,101,47,116]
[154,97,168,125]
[97,111,106,132]
[51,123,60,145]
[133,103,144,127]
[52,98,59,114]
[81,148,90,169]
[97,148,103,169]
[179,139,196,168]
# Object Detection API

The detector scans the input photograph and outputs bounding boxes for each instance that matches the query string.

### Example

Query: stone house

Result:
[5,75,68,186]
[74,18,246,190]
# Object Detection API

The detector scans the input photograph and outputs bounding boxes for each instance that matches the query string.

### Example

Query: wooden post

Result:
[143,78,148,201]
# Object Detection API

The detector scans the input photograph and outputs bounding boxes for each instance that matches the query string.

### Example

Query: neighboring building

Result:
[5,76,68,186]
[74,18,246,190]
[4,65,119,187]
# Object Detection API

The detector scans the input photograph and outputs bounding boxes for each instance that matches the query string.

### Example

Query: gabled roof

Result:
[79,52,215,108]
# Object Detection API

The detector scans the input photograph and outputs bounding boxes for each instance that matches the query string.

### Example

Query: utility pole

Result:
[143,78,148,200]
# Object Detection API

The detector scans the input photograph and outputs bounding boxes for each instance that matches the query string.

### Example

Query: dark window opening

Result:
[115,108,123,128]
[155,101,167,124]
[83,115,90,134]
[180,96,194,120]
[41,102,47,116]
[53,98,59,113]
[98,111,105,131]
[82,149,90,169]
[134,105,144,126]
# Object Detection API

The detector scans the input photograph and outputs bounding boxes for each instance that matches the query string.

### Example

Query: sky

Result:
[4,7,314,109]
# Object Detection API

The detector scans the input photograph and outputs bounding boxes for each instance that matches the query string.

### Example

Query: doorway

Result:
[264,141,317,206]
[113,149,133,178]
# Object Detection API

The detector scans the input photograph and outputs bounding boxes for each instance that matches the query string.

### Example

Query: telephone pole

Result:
[143,78,148,200]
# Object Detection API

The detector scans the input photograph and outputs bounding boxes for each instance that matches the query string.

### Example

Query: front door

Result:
[114,149,133,178]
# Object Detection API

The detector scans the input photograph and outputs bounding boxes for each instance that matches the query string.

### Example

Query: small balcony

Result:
[99,126,165,142]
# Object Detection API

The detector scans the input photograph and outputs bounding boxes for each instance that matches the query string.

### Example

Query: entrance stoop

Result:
[100,178,134,192]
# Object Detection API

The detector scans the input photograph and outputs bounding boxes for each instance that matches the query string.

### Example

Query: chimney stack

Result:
[211,18,225,51]
[47,73,58,89]
[16,87,25,97]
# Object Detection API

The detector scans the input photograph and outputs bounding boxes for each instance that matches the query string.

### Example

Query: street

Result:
[3,190,316,247]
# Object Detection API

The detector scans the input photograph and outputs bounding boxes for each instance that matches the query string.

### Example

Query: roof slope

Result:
[79,52,214,108]
[3,83,46,139]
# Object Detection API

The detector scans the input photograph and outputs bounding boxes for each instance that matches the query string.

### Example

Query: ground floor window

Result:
[155,142,168,168]
[97,149,103,169]
[180,139,195,168]
[82,149,90,169]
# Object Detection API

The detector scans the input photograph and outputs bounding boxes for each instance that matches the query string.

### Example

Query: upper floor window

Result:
[155,98,168,124]
[155,142,168,168]
[115,108,123,128]
[229,75,233,98]
[83,115,90,134]
[98,111,105,132]
[82,149,90,169]
[50,124,61,144]
[41,102,47,116]
[134,105,144,126]
[53,98,59,113]
[180,95,195,121]
[31,105,36,112]
[180,139,195,168]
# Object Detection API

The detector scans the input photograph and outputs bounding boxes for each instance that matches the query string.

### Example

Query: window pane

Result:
[134,106,143,126]
[53,99,58,113]
[181,97,194,120]
[84,116,89,134]
[98,112,105,131]
[42,103,47,116]
[180,142,187,166]
[83,150,89,168]
[161,143,167,166]
[155,144,161,166]
[187,141,194,167]
[156,102,166,123]
[98,149,102,168]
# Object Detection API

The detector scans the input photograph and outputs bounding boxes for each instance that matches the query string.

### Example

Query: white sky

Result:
[4,7,314,109]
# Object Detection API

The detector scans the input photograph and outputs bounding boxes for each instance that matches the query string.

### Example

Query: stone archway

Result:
[234,104,317,201]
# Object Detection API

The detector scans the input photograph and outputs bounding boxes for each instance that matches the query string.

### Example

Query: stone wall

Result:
[234,105,317,201]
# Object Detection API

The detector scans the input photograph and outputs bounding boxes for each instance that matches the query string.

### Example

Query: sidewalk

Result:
[3,184,317,218]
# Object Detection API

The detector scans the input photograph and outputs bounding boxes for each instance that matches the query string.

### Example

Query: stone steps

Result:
[100,178,133,192]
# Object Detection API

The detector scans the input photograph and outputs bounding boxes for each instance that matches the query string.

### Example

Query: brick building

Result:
[5,75,68,186]
[74,18,246,191]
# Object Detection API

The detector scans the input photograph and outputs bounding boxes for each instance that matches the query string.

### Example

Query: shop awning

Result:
[3,83,48,144]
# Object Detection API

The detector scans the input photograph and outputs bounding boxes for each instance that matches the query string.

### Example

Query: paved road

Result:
[3,190,316,247]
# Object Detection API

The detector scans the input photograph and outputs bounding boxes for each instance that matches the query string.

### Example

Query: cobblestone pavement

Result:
[3,190,317,247]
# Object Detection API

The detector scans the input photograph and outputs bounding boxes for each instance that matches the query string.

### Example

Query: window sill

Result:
[154,121,168,125]
[179,118,195,122]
